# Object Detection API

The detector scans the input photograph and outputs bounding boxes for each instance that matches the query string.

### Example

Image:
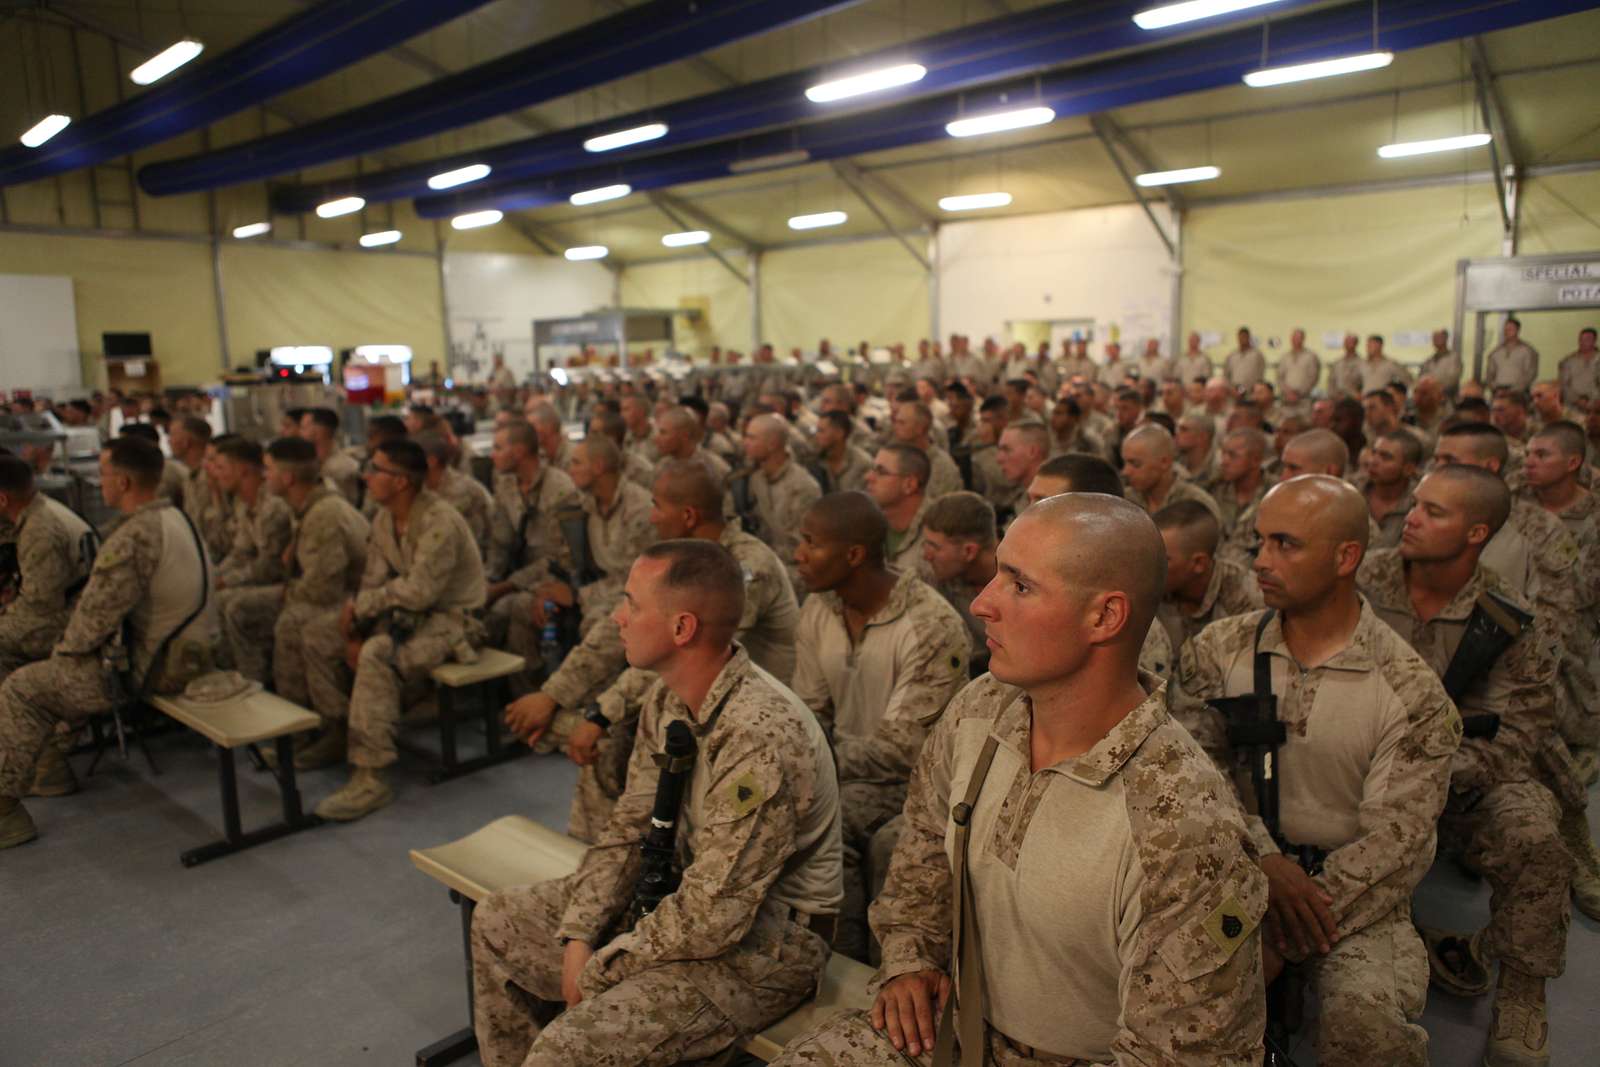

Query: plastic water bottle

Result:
[540,602,563,679]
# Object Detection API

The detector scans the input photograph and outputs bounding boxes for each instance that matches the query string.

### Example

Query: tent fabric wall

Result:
[620,255,752,359]
[1514,173,1600,372]
[761,239,929,356]
[220,244,444,376]
[444,251,616,378]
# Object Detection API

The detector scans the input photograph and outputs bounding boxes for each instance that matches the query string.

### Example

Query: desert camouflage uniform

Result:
[1158,556,1263,655]
[1359,549,1572,980]
[1352,473,1419,550]
[1127,474,1223,524]
[0,494,92,677]
[305,490,483,767]
[567,527,802,839]
[621,449,656,490]
[1212,479,1268,539]
[886,498,933,579]
[1225,346,1266,389]
[532,480,656,714]
[1328,355,1364,398]
[624,427,661,467]
[970,445,1018,518]
[1055,354,1097,383]
[1359,356,1412,394]
[215,491,293,684]
[274,488,369,714]
[1276,348,1322,396]
[0,501,218,801]
[1172,352,1214,385]
[934,576,988,667]
[156,457,187,508]
[181,462,234,562]
[817,445,873,495]
[923,446,963,500]
[471,648,842,1067]
[486,464,580,689]
[1484,340,1539,392]
[1417,348,1463,393]
[750,458,822,593]
[321,448,363,508]
[434,466,493,559]
[775,673,1268,1066]
[792,568,969,959]
[1558,351,1598,410]
[1137,620,1175,695]
[1174,603,1460,1066]
[1048,425,1108,462]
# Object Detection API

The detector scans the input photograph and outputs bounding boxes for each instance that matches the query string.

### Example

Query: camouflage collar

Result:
[1006,671,1170,786]
[1254,597,1386,672]
[1361,546,1489,625]
[296,484,335,516]
[1194,557,1234,618]
[673,644,754,733]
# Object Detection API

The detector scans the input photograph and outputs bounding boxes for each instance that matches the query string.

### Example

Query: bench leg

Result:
[424,681,527,785]
[416,890,479,1067]
[180,740,323,868]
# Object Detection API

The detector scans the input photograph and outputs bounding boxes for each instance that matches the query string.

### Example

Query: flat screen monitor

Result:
[104,332,153,359]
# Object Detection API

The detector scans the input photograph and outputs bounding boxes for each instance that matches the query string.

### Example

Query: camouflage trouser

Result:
[1305,903,1429,1067]
[837,781,908,962]
[772,1008,1090,1066]
[471,876,825,1067]
[0,653,111,800]
[0,610,62,681]
[273,602,344,717]
[1439,780,1573,977]
[346,613,479,769]
[217,584,283,685]
[567,718,636,844]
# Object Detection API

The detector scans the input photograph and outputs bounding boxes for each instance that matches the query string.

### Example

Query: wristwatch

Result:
[582,706,612,730]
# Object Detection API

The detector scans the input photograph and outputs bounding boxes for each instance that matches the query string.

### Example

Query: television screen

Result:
[104,332,153,359]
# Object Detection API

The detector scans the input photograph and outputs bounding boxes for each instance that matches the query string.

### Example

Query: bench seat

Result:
[409,815,874,1064]
[407,650,527,784]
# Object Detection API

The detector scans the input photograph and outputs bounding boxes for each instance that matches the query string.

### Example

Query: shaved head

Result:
[656,406,699,436]
[806,490,889,565]
[653,457,725,519]
[1424,464,1511,536]
[1252,475,1367,611]
[1281,429,1349,477]
[1123,423,1177,461]
[749,414,788,447]
[1264,475,1369,549]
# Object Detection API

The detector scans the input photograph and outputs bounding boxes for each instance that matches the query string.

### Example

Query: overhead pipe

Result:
[0,0,496,188]
[414,0,1597,220]
[139,0,864,196]
[268,0,1333,214]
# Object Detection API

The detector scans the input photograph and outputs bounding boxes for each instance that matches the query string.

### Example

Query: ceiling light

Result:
[1135,165,1221,186]
[945,106,1055,139]
[583,123,669,153]
[427,163,491,190]
[788,211,848,231]
[451,209,503,230]
[1133,0,1286,31]
[316,196,365,218]
[359,229,403,247]
[569,183,631,206]
[1378,132,1492,159]
[662,230,711,247]
[19,114,71,148]
[352,345,412,362]
[806,63,927,104]
[565,245,609,261]
[938,192,1013,212]
[1244,51,1393,87]
[729,149,811,174]
[130,39,204,85]
[231,221,271,239]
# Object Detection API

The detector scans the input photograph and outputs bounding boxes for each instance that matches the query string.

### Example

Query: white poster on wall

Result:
[0,273,80,394]
[442,252,615,382]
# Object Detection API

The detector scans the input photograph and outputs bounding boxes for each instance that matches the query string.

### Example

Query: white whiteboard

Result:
[0,273,80,394]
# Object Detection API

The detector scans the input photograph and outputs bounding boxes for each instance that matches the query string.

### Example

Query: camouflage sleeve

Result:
[1114,741,1269,1067]
[56,518,155,654]
[240,498,294,587]
[290,507,356,606]
[790,606,836,732]
[1317,662,1458,940]
[487,495,515,581]
[869,681,972,987]
[559,696,667,943]
[466,488,492,560]
[1453,617,1560,792]
[542,614,626,711]
[355,511,470,618]
[589,725,799,989]
[834,607,968,783]
[595,667,657,727]
[1172,628,1275,858]
[215,504,256,586]
[508,481,581,591]
[12,519,77,622]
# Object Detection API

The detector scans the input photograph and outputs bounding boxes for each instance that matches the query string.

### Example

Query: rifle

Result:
[0,542,17,601]
[1440,591,1530,743]
[625,720,698,930]
[728,469,760,535]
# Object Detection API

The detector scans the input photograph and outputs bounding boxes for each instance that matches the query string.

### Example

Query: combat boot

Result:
[293,722,347,771]
[0,797,38,849]
[313,767,393,822]
[1485,967,1550,1067]
[1560,808,1600,921]
[29,744,78,797]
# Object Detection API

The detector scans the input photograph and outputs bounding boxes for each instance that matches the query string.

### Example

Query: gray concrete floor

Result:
[2,727,1597,1066]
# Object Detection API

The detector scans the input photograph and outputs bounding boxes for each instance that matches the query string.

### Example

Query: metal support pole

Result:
[928,224,941,343]
[211,238,232,374]
[436,226,454,371]
[749,250,763,354]
[1169,210,1186,359]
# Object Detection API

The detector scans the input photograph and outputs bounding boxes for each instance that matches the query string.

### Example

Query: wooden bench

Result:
[409,649,528,784]
[148,689,323,868]
[409,815,873,1066]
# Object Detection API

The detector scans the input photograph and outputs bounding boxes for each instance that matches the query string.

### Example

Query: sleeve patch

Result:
[1202,895,1256,958]
[728,770,766,818]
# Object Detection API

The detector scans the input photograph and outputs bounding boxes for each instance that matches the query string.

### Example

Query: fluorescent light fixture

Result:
[1378,132,1492,159]
[550,367,570,386]
[661,230,711,247]
[359,229,403,247]
[315,196,365,218]
[945,106,1055,139]
[451,209,503,230]
[583,123,669,153]
[569,183,631,206]
[1133,0,1286,31]
[130,39,204,85]
[788,211,848,231]
[352,345,412,363]
[231,221,271,239]
[1244,51,1393,87]
[938,191,1013,212]
[1135,165,1221,187]
[19,114,71,148]
[805,63,927,103]
[269,346,334,366]
[427,163,491,190]
[729,149,812,174]
[564,245,609,261]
